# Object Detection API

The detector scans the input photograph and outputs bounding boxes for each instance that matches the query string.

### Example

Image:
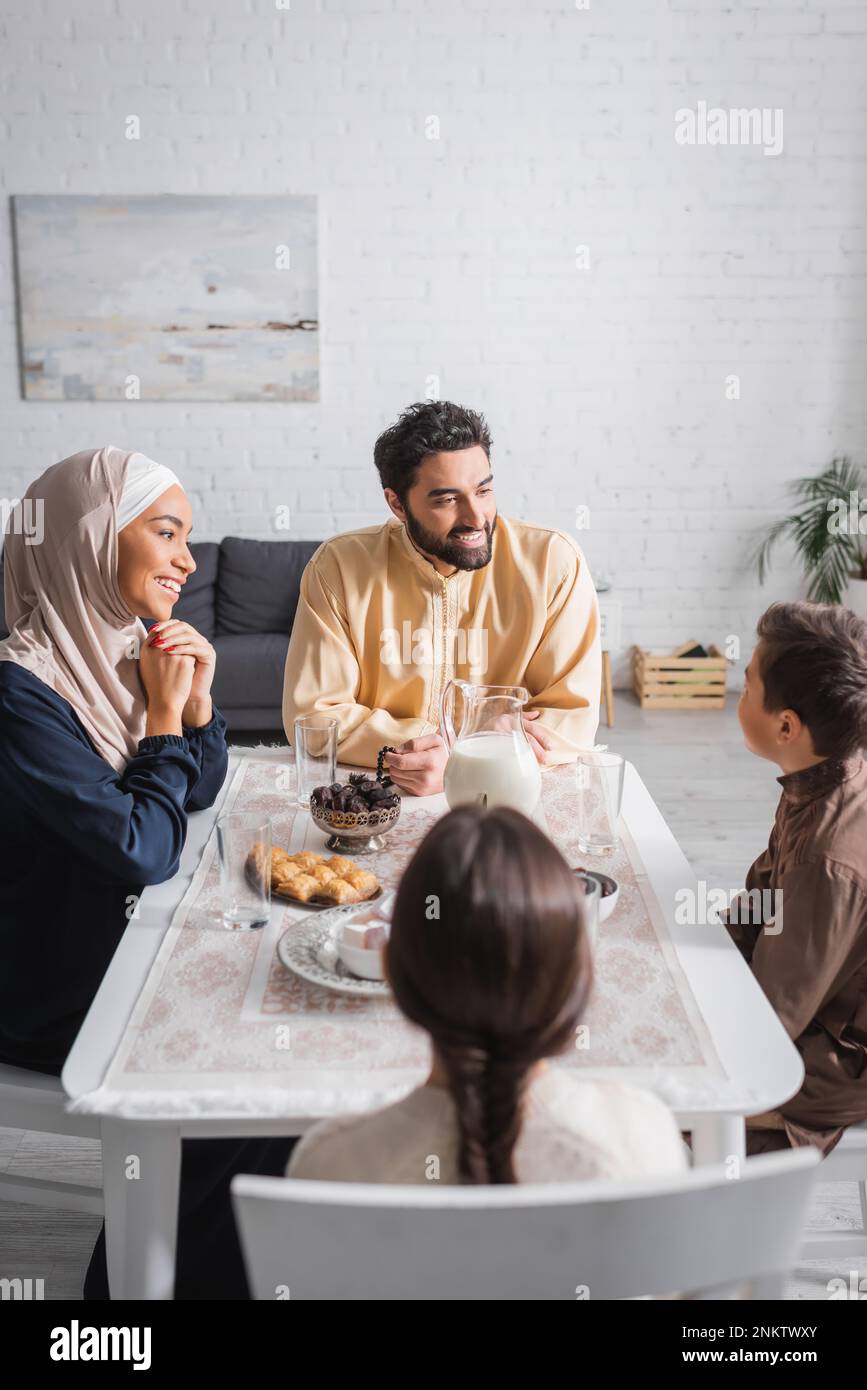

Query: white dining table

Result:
[62,748,803,1300]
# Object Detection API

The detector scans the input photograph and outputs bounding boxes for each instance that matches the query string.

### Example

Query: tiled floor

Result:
[1,695,864,1299]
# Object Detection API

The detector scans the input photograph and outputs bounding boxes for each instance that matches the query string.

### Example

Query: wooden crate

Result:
[632,644,727,710]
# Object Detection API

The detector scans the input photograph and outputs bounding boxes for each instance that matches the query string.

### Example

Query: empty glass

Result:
[294,715,338,808]
[216,814,272,930]
[576,751,625,854]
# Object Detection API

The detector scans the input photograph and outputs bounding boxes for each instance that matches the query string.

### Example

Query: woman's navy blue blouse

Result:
[0,660,229,1071]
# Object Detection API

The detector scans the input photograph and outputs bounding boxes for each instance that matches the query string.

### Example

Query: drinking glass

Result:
[294,715,338,808]
[216,814,272,930]
[576,751,625,854]
[573,870,602,950]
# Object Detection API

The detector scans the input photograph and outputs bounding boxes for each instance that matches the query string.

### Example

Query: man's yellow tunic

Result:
[282,516,601,768]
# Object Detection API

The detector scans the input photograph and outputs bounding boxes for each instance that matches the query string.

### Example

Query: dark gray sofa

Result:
[0,537,322,732]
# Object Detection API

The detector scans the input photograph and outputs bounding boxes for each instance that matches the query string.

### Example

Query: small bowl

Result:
[310,799,401,854]
[573,868,620,922]
[336,935,387,981]
[334,895,395,980]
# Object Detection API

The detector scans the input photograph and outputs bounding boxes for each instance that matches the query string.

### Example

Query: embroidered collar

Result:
[777,755,865,806]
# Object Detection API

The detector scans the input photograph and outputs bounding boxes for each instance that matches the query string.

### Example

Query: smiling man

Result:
[282,401,601,794]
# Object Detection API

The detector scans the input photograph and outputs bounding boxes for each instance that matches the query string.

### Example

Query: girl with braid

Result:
[287,807,686,1185]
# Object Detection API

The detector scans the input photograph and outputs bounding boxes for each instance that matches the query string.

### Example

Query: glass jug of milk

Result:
[440,679,542,812]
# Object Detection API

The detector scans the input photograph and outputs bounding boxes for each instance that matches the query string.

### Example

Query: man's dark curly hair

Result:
[373,401,493,502]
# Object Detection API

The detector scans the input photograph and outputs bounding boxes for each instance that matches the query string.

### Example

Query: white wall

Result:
[2,0,866,684]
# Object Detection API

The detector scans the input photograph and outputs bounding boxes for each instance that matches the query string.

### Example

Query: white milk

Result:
[443,733,542,812]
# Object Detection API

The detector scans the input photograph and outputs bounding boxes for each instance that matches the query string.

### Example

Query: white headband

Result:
[117,453,183,532]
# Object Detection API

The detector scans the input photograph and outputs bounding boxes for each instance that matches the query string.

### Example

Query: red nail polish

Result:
[164,645,175,652]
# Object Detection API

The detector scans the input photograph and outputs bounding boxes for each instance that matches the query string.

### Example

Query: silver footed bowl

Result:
[309,799,401,854]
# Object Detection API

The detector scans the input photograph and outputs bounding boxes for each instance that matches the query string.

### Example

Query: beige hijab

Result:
[0,446,172,773]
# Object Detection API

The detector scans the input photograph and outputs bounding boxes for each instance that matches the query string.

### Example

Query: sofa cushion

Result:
[169,541,219,639]
[212,631,290,712]
[215,537,322,636]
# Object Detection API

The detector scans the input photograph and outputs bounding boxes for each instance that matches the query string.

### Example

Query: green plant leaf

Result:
[752,456,866,602]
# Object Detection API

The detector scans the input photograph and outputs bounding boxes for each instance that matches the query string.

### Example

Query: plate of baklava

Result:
[247,844,383,909]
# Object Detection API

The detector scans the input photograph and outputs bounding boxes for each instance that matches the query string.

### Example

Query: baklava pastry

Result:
[310,863,336,885]
[316,877,362,906]
[273,858,302,882]
[283,873,320,902]
[325,856,355,877]
[343,868,379,899]
[292,851,325,871]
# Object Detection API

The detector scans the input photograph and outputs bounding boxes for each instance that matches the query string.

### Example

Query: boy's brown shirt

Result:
[724,755,867,1155]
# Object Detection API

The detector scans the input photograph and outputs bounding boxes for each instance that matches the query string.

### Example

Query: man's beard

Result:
[403,506,497,572]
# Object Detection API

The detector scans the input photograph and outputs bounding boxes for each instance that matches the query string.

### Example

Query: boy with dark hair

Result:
[727,600,867,1155]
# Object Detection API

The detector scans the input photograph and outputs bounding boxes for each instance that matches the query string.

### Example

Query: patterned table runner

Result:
[70,757,734,1120]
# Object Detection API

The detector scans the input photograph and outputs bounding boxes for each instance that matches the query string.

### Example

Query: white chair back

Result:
[233,1147,819,1300]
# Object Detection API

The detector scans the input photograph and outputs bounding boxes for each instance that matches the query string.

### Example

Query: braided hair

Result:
[386,806,593,1184]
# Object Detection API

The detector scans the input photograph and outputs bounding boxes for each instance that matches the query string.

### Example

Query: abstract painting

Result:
[12,194,319,402]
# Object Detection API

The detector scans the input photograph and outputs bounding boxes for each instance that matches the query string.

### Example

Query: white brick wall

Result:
[1,0,866,686]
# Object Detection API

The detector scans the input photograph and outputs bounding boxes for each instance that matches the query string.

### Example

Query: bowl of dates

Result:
[309,771,401,852]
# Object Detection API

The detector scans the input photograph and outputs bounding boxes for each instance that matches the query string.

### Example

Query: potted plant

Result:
[753,457,867,618]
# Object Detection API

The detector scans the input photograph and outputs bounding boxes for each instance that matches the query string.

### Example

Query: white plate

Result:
[276,905,391,998]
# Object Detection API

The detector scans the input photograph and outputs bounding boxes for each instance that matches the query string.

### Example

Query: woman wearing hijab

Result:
[0,446,296,1299]
[0,446,226,1067]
